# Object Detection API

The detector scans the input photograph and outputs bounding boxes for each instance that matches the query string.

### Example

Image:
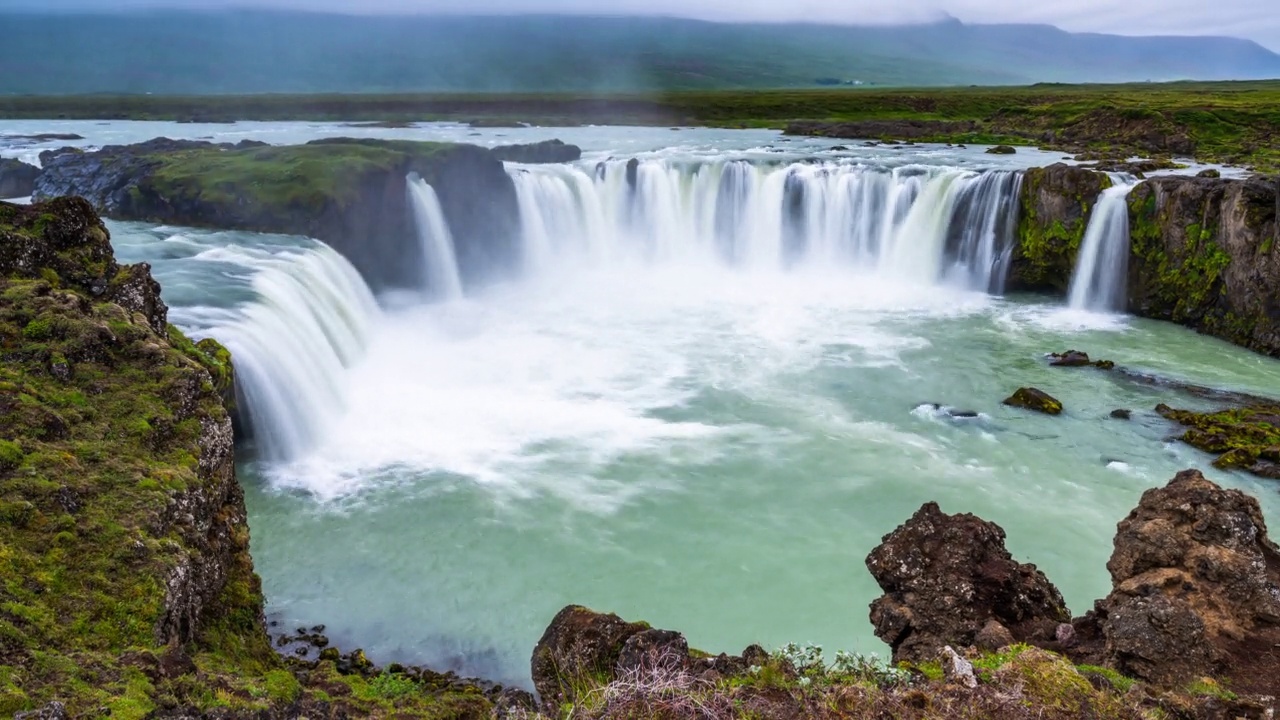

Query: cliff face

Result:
[33,138,523,291]
[1127,175,1280,356]
[1013,167,1280,356]
[0,197,268,715]
[1008,164,1110,293]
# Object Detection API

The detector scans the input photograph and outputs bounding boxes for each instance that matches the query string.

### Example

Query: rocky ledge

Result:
[31,136,580,291]
[1012,166,1280,357]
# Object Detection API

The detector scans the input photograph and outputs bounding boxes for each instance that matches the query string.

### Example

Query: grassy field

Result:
[3,80,1280,171]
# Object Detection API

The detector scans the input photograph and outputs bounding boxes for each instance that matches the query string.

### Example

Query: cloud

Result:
[17,0,1280,49]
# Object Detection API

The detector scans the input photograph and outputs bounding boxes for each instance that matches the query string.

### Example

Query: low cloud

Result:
[19,0,1280,49]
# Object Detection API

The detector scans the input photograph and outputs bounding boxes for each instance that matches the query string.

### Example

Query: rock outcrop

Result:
[0,197,264,713]
[1092,470,1280,693]
[33,137,522,291]
[0,157,40,198]
[1127,174,1280,357]
[1008,163,1111,293]
[865,502,1071,663]
[492,139,583,163]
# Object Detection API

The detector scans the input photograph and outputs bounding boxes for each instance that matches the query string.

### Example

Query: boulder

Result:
[986,145,1017,155]
[1049,350,1092,367]
[1097,470,1280,693]
[1002,387,1064,415]
[530,605,651,708]
[865,502,1071,663]
[0,157,40,198]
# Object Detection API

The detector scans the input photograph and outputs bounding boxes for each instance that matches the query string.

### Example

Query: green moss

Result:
[1158,403,1280,478]
[1076,665,1137,693]
[0,439,23,469]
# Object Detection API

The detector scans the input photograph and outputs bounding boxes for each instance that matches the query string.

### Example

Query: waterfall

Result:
[407,173,464,301]
[193,244,381,462]
[506,159,1025,291]
[1068,182,1138,312]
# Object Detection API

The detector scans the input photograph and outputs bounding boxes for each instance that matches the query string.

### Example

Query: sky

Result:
[15,0,1280,50]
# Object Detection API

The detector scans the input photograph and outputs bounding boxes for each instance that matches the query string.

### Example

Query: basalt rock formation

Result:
[0,157,40,198]
[1092,470,1280,693]
[33,136,523,291]
[864,502,1071,663]
[865,470,1280,699]
[1127,174,1280,357]
[1008,163,1112,293]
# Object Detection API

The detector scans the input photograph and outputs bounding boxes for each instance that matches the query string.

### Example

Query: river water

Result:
[3,121,1276,686]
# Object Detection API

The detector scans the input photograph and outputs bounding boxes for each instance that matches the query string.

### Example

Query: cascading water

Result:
[407,173,464,300]
[182,244,381,462]
[1068,181,1138,312]
[506,159,1024,291]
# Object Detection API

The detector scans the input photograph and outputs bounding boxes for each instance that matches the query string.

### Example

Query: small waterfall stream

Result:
[1068,181,1138,312]
[407,173,464,301]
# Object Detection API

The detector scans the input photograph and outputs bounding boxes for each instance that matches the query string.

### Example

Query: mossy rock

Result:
[1003,387,1064,415]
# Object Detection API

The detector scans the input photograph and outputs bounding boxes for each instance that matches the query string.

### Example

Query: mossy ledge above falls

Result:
[31,137,535,291]
[1011,166,1280,357]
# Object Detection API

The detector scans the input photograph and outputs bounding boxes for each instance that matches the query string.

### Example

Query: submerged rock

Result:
[865,502,1070,663]
[1110,409,1133,420]
[1002,387,1064,415]
[1097,469,1280,693]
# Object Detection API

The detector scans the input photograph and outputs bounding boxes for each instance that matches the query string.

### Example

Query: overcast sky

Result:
[19,0,1280,50]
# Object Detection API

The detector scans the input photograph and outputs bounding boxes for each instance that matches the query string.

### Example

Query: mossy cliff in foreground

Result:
[0,199,499,719]
[32,138,531,291]
[1012,167,1280,357]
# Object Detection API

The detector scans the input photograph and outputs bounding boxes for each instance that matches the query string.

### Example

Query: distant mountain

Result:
[2,11,1279,94]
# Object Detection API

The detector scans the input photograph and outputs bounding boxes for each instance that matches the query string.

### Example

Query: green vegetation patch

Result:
[1157,403,1280,476]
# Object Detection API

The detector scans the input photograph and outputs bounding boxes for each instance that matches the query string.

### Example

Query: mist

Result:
[8,0,1280,49]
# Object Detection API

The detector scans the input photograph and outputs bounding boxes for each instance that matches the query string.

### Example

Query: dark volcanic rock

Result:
[491,139,582,163]
[1003,387,1064,415]
[0,157,40,198]
[986,145,1017,155]
[1127,174,1280,357]
[32,136,522,292]
[865,502,1071,663]
[1049,350,1092,367]
[530,605,651,708]
[1009,164,1111,293]
[1111,409,1133,420]
[1097,470,1280,693]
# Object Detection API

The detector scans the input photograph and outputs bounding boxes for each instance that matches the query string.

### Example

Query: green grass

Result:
[8,80,1280,170]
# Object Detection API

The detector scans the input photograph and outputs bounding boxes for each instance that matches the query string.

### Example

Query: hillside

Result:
[2,12,1279,93]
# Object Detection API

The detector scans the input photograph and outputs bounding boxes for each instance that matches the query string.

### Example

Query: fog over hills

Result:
[3,10,1280,93]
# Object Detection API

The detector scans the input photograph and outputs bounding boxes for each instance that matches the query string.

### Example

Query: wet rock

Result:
[1008,164,1111,293]
[491,139,582,164]
[530,605,651,708]
[1197,168,1222,178]
[986,145,1017,155]
[1002,387,1064,415]
[0,157,40,198]
[1111,409,1133,420]
[1098,469,1280,692]
[866,501,1071,663]
[940,646,977,688]
[1157,402,1280,479]
[1049,350,1092,367]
